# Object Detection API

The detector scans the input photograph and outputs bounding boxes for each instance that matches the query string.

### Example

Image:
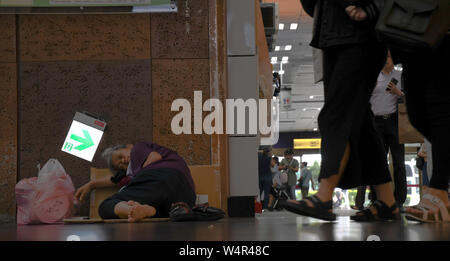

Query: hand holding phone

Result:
[386,78,398,92]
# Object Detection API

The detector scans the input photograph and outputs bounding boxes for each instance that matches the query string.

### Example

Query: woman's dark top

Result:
[111,142,195,191]
[301,0,383,49]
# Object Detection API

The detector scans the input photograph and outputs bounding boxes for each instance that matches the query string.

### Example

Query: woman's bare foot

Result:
[127,201,156,223]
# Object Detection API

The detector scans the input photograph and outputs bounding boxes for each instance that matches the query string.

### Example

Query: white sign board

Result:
[61,113,105,162]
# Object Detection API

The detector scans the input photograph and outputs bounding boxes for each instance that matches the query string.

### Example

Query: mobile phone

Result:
[386,78,398,91]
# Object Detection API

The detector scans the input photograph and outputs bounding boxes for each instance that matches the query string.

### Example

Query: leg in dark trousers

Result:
[354,186,366,209]
[399,37,450,192]
[393,36,450,222]
[259,176,272,209]
[374,115,407,205]
[99,168,196,219]
[301,187,309,199]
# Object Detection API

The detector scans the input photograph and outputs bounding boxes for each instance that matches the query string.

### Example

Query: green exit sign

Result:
[61,112,106,162]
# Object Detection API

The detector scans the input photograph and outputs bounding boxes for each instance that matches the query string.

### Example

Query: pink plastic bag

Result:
[16,159,75,225]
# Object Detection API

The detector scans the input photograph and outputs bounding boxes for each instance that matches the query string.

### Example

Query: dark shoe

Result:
[170,202,225,222]
[351,200,400,222]
[351,205,364,211]
[279,195,336,221]
[170,202,196,221]
[191,202,225,221]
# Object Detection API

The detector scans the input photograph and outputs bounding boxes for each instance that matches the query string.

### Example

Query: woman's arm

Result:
[75,176,116,201]
[91,176,116,188]
[131,142,171,171]
[142,151,163,168]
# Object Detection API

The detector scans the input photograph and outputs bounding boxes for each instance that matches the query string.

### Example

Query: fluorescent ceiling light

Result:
[279,23,285,30]
[290,23,298,30]
[284,45,292,51]
[278,70,285,75]
[271,57,278,64]
[275,46,281,51]
[309,95,314,99]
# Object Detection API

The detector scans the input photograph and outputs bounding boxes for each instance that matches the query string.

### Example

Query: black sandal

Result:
[169,202,225,222]
[350,200,400,222]
[280,195,336,221]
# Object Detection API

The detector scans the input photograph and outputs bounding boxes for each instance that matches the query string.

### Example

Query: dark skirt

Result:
[99,168,196,219]
[318,41,391,189]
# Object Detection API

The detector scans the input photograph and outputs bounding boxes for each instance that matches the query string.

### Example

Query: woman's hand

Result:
[142,151,163,168]
[75,182,92,202]
[345,5,367,21]
[386,82,404,96]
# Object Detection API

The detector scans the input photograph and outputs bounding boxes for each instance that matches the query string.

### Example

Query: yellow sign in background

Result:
[293,139,321,149]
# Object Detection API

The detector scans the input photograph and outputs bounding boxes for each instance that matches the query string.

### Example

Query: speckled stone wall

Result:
[151,0,209,59]
[17,14,152,217]
[19,60,152,180]
[151,0,211,165]
[0,15,17,223]
[19,14,151,62]
[152,59,210,165]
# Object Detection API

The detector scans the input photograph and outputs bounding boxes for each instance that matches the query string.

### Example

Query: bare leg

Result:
[113,200,157,222]
[290,143,351,207]
[127,201,157,222]
[371,182,399,215]
[114,201,134,219]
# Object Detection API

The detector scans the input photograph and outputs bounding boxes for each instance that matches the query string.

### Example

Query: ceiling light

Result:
[271,57,278,64]
[278,70,285,75]
[275,46,281,51]
[279,23,285,30]
[284,45,292,51]
[313,128,318,131]
[309,95,314,99]
[290,23,298,30]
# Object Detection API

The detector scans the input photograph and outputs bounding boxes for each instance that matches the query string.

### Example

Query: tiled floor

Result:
[1,210,448,241]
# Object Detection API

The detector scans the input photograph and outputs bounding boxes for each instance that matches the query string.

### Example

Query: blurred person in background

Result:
[279,149,300,200]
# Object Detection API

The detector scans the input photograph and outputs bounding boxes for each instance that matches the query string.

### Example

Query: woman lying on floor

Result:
[75,141,196,222]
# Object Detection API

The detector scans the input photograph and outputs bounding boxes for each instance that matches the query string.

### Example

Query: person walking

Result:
[370,51,407,209]
[299,162,315,199]
[392,33,450,222]
[281,0,400,222]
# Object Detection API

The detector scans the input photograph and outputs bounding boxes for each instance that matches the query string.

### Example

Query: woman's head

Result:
[102,144,133,172]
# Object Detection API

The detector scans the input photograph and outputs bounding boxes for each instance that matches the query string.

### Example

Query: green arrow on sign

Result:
[70,130,94,151]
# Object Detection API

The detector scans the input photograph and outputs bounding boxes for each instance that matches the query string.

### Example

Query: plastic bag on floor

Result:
[16,159,75,224]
